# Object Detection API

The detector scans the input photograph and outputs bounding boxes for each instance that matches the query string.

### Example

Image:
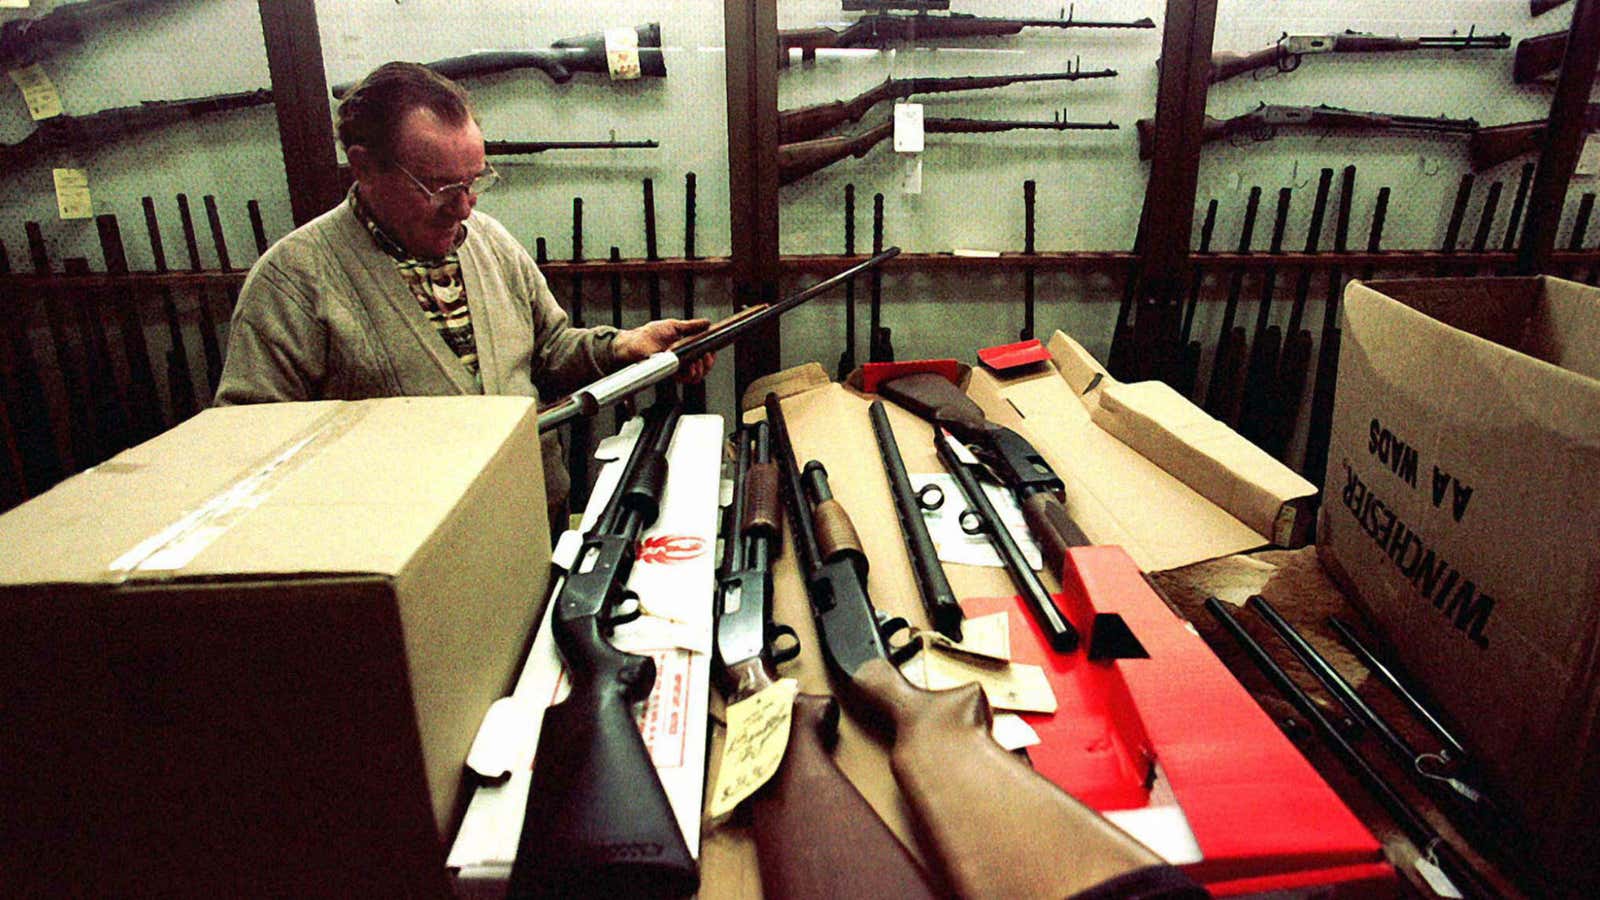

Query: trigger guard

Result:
[605,592,644,630]
[767,622,801,665]
[916,482,945,511]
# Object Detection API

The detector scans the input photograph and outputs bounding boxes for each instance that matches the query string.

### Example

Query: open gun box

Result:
[699,345,1392,896]
[0,397,551,898]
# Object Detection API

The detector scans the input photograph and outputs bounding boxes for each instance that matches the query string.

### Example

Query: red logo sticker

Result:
[637,535,706,564]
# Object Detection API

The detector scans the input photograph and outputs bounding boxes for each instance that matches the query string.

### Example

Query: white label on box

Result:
[1577,134,1600,177]
[893,101,924,153]
[604,27,641,80]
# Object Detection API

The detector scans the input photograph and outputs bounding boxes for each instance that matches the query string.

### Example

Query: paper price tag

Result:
[707,678,799,818]
[52,168,92,219]
[1578,134,1600,178]
[0,1,31,9]
[901,156,923,195]
[893,102,924,153]
[1414,855,1463,899]
[9,63,62,120]
[604,27,642,80]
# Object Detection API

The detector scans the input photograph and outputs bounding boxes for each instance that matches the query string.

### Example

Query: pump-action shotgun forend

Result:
[1136,103,1478,159]
[780,11,1154,63]
[780,114,1118,185]
[329,23,666,94]
[537,248,900,432]
[1207,29,1509,85]
[765,394,1164,899]
[780,66,1119,143]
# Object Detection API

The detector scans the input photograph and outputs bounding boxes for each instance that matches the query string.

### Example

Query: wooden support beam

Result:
[258,0,343,227]
[724,0,782,405]
[1518,0,1600,274]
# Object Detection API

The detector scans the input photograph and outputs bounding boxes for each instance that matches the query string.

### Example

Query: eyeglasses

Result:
[394,162,499,206]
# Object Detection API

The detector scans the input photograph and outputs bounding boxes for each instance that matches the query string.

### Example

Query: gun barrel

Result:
[1413,33,1511,49]
[869,401,963,641]
[486,139,659,154]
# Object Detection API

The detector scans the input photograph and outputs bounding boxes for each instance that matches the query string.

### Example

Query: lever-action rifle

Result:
[537,248,899,432]
[486,138,659,155]
[780,66,1118,143]
[1136,103,1478,159]
[1208,29,1508,84]
[1470,103,1600,170]
[717,421,943,899]
[780,10,1154,62]
[877,372,1088,583]
[330,23,667,94]
[0,0,145,68]
[767,394,1164,898]
[506,400,694,900]
[1,89,274,171]
[780,114,1118,185]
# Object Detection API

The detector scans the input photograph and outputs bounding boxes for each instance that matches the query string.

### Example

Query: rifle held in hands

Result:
[780,10,1154,61]
[537,248,900,432]
[1208,29,1508,84]
[507,400,695,900]
[766,394,1161,899]
[781,114,1117,185]
[780,66,1117,143]
[1137,103,1477,159]
[331,23,666,94]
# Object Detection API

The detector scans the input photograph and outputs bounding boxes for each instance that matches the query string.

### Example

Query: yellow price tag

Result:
[0,2,32,9]
[707,678,798,819]
[52,168,92,219]
[8,63,63,120]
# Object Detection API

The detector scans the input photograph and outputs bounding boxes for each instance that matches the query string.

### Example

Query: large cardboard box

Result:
[0,397,551,898]
[1318,277,1600,894]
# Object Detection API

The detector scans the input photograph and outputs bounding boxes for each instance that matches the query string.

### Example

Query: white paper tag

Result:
[1577,134,1600,178]
[901,156,923,195]
[990,712,1040,750]
[707,678,799,818]
[9,63,62,120]
[1414,855,1463,899]
[893,102,924,153]
[464,695,542,779]
[0,1,32,9]
[604,26,642,80]
[52,168,92,219]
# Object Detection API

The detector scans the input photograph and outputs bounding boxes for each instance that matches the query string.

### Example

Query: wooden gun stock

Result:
[750,691,944,899]
[1515,31,1568,83]
[1208,44,1284,83]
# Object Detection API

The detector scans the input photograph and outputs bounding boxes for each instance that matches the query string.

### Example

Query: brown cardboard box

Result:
[1318,277,1600,894]
[0,397,550,898]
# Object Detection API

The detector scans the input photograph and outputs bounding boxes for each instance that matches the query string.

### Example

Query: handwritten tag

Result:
[707,678,798,818]
[9,63,62,120]
[893,102,924,153]
[604,27,642,80]
[52,168,92,219]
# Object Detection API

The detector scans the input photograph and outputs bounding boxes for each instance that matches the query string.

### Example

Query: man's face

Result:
[351,107,487,259]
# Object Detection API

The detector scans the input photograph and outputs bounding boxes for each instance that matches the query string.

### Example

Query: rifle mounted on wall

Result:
[1208,28,1508,84]
[779,10,1154,63]
[1,88,275,171]
[486,138,659,155]
[1136,103,1477,159]
[0,0,148,68]
[1470,104,1600,170]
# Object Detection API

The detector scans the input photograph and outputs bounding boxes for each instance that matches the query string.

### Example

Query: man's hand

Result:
[613,318,717,383]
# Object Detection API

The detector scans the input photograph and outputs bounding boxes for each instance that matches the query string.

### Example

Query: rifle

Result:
[331,23,666,94]
[766,393,1162,898]
[0,0,145,68]
[1296,165,1355,489]
[1231,187,1292,434]
[1177,198,1218,399]
[868,193,892,363]
[537,248,900,432]
[1203,187,1260,418]
[485,138,659,155]
[680,172,705,414]
[1021,179,1038,341]
[506,400,694,899]
[717,420,943,899]
[1470,104,1600,170]
[1514,30,1574,83]
[0,89,274,171]
[868,400,964,642]
[779,66,1118,143]
[780,114,1118,185]
[779,10,1154,62]
[1208,29,1508,85]
[876,373,1087,585]
[836,185,859,380]
[1533,0,1573,15]
[1135,103,1477,159]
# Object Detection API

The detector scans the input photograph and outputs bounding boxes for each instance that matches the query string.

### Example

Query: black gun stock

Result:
[332,23,666,93]
[507,401,695,900]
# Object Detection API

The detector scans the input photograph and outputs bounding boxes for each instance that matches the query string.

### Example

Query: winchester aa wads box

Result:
[0,397,550,898]
[1318,276,1600,894]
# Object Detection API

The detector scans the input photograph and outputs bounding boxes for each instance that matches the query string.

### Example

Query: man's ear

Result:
[346,144,379,182]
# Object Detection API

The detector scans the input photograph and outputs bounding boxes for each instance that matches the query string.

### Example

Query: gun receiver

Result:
[766,394,1161,898]
[1,89,275,171]
[779,114,1118,185]
[1209,29,1508,84]
[934,430,1078,652]
[877,372,1088,582]
[868,400,964,642]
[780,11,1154,62]
[780,66,1118,143]
[717,422,942,899]
[537,248,900,432]
[1470,104,1600,170]
[1136,103,1478,159]
[507,401,694,900]
[330,23,666,94]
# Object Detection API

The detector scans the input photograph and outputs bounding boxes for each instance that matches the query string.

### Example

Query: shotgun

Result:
[506,400,694,900]
[1207,29,1508,85]
[876,372,1087,582]
[767,393,1165,898]
[717,420,943,899]
[331,24,666,94]
[538,248,900,432]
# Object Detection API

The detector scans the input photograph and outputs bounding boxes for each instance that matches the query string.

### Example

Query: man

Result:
[215,62,711,525]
